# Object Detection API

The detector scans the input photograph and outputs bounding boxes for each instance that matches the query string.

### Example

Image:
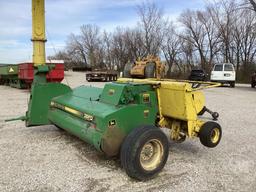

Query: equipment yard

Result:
[0,71,255,192]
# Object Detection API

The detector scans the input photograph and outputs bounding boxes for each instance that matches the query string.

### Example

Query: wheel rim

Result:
[139,139,164,171]
[211,128,220,143]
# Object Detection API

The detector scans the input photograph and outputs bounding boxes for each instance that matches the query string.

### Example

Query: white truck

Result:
[210,63,236,87]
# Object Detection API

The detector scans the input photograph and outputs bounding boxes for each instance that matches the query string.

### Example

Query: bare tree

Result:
[66,33,88,66]
[209,0,237,64]
[180,10,208,70]
[198,8,221,68]
[162,23,181,76]
[137,1,166,56]
[124,28,147,60]
[237,10,256,70]
[80,24,101,67]
[102,31,113,69]
[249,0,256,11]
[111,27,129,71]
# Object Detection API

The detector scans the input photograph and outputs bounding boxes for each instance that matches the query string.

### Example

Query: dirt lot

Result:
[0,71,255,192]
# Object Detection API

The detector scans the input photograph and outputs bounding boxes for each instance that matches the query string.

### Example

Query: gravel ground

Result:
[0,71,255,192]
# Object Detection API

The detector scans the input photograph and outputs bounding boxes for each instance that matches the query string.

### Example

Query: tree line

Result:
[49,0,256,81]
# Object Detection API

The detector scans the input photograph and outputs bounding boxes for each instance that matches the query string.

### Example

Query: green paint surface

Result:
[48,83,159,156]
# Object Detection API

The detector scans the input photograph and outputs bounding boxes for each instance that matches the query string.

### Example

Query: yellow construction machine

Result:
[123,55,166,79]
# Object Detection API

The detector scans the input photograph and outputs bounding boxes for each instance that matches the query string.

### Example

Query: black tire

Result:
[120,125,169,181]
[145,62,156,78]
[251,83,255,88]
[123,63,133,78]
[199,121,222,148]
[230,82,235,88]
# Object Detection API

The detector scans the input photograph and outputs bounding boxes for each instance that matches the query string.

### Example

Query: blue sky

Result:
[0,0,210,63]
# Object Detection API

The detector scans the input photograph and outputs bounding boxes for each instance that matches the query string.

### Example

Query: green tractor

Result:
[7,0,222,180]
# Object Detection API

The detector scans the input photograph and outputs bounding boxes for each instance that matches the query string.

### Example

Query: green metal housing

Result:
[48,83,158,156]
[0,65,28,88]
[0,65,18,75]
[26,82,72,126]
[0,65,25,88]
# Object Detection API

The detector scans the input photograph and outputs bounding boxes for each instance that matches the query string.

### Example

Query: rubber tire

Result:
[251,83,255,88]
[120,125,169,181]
[199,121,222,148]
[123,63,132,78]
[230,82,235,88]
[145,63,156,78]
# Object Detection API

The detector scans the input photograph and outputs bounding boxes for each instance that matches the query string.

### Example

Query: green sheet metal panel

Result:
[99,83,154,106]
[71,85,103,100]
[48,108,102,149]
[51,86,115,118]
[26,82,72,126]
[48,83,159,156]
[100,83,126,105]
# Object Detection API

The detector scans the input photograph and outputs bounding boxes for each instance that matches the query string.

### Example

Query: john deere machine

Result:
[0,64,21,88]
[7,0,222,180]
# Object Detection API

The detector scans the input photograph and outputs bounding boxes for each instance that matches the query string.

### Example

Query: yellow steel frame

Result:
[32,0,46,66]
[118,78,220,140]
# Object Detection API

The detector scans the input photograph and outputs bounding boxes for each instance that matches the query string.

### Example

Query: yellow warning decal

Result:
[9,68,14,73]
[109,89,115,95]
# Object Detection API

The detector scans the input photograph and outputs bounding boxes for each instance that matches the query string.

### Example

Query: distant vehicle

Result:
[210,63,236,87]
[123,55,166,79]
[251,71,256,88]
[188,69,207,81]
[0,60,64,89]
[86,69,118,82]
